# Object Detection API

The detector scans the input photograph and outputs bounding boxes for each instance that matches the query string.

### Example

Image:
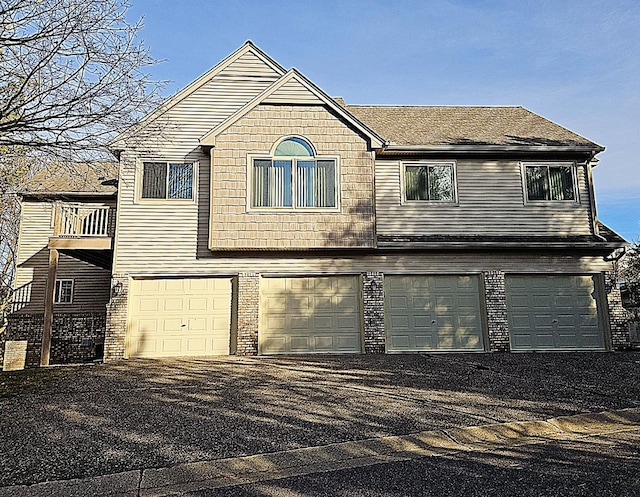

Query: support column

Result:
[362,272,385,354]
[236,273,260,356]
[604,271,632,350]
[483,271,510,352]
[104,275,129,361]
[41,247,59,366]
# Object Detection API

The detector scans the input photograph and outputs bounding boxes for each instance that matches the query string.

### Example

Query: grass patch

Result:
[0,368,65,399]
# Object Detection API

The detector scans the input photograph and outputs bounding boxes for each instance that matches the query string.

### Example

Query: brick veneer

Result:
[484,271,510,352]
[1,312,105,369]
[236,273,260,356]
[604,271,632,350]
[104,275,129,361]
[362,272,385,354]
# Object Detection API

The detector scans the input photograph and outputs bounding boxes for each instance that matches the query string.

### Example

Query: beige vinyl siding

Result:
[125,51,282,160]
[375,159,594,237]
[13,201,112,314]
[263,78,324,104]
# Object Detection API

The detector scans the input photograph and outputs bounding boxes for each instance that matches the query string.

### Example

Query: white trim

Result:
[54,279,74,304]
[136,159,198,204]
[246,141,341,212]
[400,160,459,205]
[520,161,580,205]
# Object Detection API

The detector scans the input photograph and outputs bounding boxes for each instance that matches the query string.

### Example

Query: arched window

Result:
[252,137,337,209]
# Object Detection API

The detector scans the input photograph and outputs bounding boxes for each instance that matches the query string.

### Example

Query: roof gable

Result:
[200,69,385,148]
[111,41,286,149]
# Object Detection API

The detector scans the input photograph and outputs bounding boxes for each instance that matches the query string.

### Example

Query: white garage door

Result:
[260,276,361,354]
[385,275,484,352]
[506,275,605,351]
[128,278,232,358]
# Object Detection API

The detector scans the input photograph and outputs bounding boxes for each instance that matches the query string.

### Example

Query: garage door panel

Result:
[414,335,435,349]
[386,275,484,352]
[260,276,361,354]
[390,296,409,309]
[313,336,334,351]
[163,298,183,312]
[291,336,311,351]
[506,275,605,351]
[128,278,231,358]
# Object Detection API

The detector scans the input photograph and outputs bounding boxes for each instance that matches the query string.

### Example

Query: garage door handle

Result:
[552,319,558,323]
[181,323,186,327]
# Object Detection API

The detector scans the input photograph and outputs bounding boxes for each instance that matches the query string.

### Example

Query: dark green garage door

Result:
[385,275,484,352]
[505,275,605,351]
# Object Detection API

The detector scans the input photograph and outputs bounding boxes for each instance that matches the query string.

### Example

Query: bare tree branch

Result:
[0,0,165,310]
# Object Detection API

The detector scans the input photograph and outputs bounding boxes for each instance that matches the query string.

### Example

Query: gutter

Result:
[377,144,605,154]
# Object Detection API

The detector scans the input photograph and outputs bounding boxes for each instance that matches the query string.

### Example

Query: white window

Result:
[54,279,73,304]
[403,162,456,202]
[141,162,194,200]
[523,163,578,202]
[251,137,337,209]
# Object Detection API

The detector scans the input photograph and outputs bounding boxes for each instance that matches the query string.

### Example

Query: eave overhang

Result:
[375,144,605,156]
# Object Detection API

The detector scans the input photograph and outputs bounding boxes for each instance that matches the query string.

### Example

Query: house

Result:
[1,41,630,369]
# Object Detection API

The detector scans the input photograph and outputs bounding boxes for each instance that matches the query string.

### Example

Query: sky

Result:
[126,0,640,241]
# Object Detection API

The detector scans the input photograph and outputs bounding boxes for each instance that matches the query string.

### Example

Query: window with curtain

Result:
[524,164,576,201]
[251,137,337,208]
[404,162,455,202]
[142,162,194,200]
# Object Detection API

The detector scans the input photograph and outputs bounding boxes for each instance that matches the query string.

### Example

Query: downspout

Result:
[586,150,607,242]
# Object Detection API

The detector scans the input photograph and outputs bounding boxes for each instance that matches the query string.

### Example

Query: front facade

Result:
[2,42,630,368]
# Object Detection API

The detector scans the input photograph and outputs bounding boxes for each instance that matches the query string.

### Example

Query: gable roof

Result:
[111,41,286,149]
[346,105,604,152]
[199,69,385,149]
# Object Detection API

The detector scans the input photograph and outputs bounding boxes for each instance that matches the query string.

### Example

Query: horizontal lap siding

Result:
[14,202,111,314]
[376,159,593,237]
[126,51,282,160]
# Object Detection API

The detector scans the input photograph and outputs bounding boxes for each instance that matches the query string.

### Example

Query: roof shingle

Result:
[346,105,602,149]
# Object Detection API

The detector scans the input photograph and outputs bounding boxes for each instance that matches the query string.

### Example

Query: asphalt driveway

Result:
[0,352,639,490]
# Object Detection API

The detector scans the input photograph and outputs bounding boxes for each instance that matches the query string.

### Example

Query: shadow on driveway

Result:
[0,352,639,487]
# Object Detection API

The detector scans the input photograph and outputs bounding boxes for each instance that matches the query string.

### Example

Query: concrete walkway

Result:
[2,407,638,497]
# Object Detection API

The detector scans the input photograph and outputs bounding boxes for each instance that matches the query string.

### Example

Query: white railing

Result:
[54,203,110,237]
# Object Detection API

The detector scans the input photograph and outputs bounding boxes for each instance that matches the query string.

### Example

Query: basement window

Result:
[54,279,74,304]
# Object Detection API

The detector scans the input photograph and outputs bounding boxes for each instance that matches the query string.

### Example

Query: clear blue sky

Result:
[126,0,640,241]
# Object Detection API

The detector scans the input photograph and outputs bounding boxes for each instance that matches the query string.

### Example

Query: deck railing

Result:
[54,203,110,237]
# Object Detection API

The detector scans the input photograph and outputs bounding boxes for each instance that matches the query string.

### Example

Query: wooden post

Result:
[41,248,59,366]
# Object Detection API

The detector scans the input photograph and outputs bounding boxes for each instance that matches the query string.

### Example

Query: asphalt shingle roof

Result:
[23,162,118,195]
[345,105,602,149]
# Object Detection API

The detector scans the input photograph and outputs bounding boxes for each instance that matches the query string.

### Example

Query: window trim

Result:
[521,161,580,204]
[247,137,340,212]
[137,160,197,203]
[54,279,74,304]
[401,160,458,204]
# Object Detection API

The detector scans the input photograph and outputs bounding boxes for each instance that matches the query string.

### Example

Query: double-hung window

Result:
[251,137,337,209]
[523,163,577,202]
[141,162,194,200]
[403,162,456,202]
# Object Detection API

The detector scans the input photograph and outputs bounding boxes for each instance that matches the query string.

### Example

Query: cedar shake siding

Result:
[209,105,376,250]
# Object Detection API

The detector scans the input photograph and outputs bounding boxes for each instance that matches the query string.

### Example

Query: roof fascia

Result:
[378,144,605,154]
[200,69,385,149]
[111,41,286,148]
